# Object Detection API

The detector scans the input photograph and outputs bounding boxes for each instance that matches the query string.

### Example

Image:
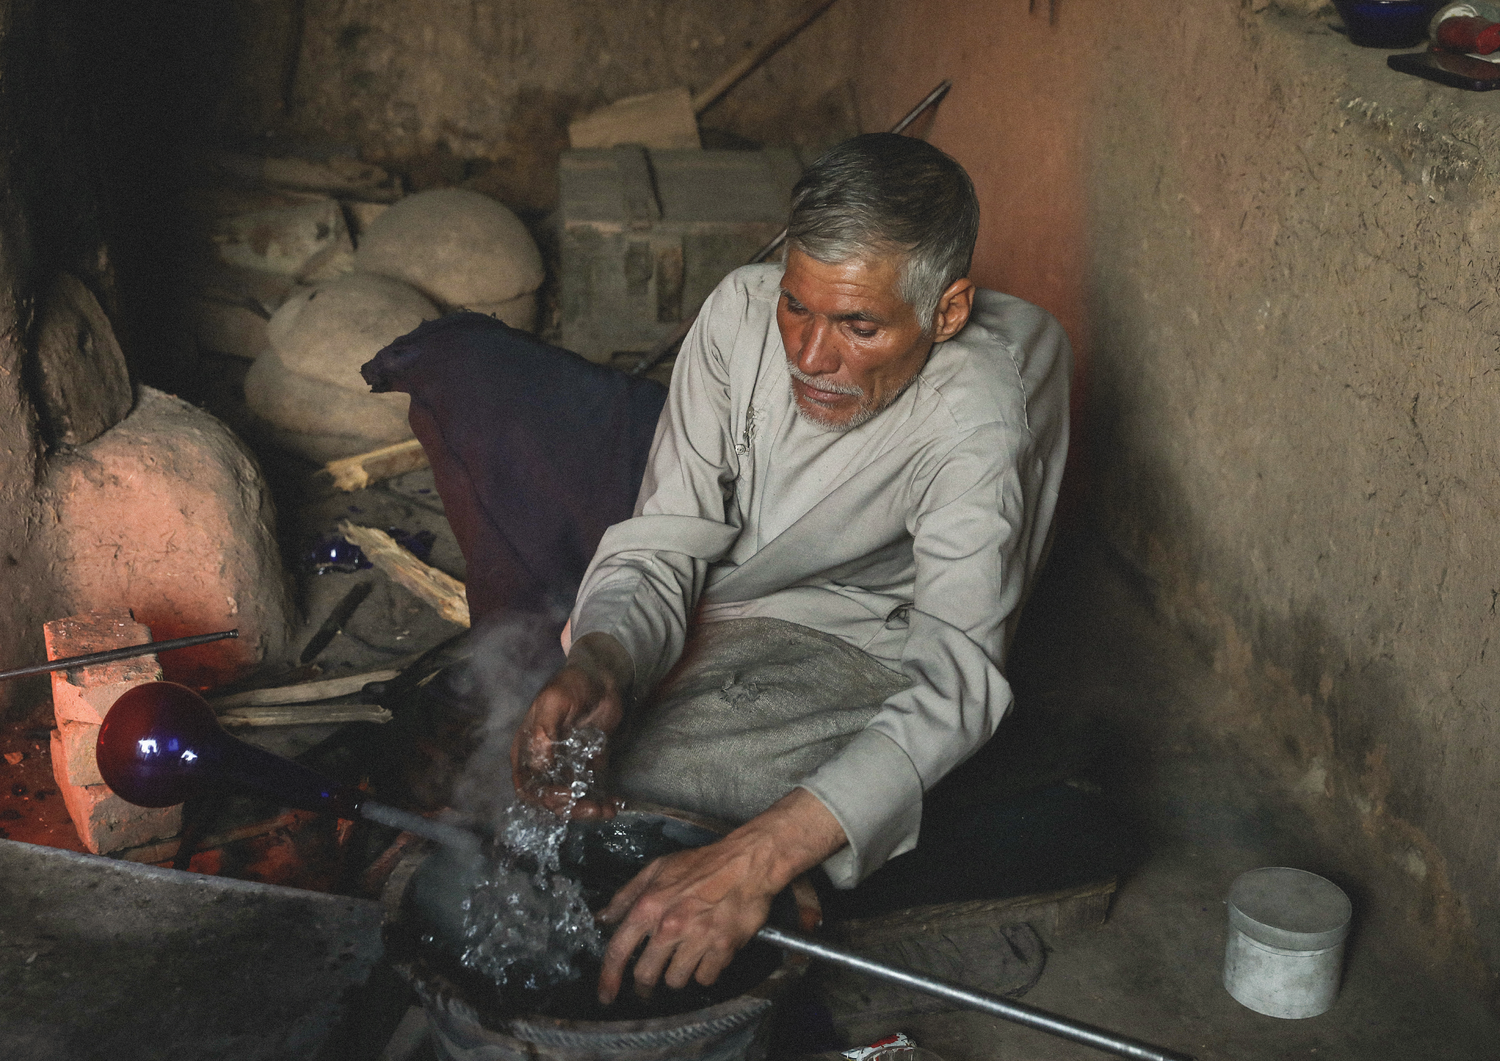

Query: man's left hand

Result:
[595,787,845,1004]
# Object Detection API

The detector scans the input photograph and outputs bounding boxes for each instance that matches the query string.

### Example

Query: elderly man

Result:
[365,133,1071,1005]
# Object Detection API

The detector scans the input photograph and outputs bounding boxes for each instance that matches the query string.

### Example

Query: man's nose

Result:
[796,318,841,376]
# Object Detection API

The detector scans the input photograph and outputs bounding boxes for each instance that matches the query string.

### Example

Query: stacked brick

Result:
[46,608,181,855]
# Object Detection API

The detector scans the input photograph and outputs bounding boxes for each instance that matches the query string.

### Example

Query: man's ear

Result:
[930,278,975,343]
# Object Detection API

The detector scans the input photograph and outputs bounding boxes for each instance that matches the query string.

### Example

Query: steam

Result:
[434,606,610,989]
[445,607,568,832]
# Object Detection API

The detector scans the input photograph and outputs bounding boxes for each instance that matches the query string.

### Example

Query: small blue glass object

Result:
[306,534,372,574]
[1332,0,1440,48]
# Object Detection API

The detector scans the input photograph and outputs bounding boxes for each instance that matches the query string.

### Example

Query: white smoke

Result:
[445,607,568,832]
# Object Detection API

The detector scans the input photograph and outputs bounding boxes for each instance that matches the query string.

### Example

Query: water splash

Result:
[459,727,608,989]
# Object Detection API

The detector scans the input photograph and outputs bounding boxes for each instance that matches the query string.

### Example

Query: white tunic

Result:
[570,263,1071,885]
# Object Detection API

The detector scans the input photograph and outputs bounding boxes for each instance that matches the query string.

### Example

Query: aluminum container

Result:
[1223,867,1352,1019]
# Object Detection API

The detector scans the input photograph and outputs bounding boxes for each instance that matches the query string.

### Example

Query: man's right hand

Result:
[511,632,633,819]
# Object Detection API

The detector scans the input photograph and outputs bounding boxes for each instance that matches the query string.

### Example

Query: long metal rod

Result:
[0,629,240,683]
[755,925,1196,1061]
[358,801,482,857]
[628,78,954,378]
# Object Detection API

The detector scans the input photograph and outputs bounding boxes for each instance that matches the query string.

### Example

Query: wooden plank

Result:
[829,878,1118,946]
[568,87,700,151]
[814,879,1119,1030]
[320,438,428,492]
[338,521,470,628]
[208,669,400,709]
[217,703,393,728]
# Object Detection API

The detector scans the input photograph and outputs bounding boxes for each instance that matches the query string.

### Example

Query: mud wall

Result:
[854,0,1500,990]
[0,1,105,715]
[216,0,862,210]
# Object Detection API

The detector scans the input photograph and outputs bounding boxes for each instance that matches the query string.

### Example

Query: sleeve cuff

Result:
[797,728,923,889]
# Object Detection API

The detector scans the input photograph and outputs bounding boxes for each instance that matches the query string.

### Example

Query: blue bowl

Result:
[1332,0,1439,48]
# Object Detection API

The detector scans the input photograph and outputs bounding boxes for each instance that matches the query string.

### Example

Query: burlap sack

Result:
[610,617,909,824]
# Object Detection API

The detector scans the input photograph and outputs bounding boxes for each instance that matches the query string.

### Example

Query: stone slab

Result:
[461,290,538,332]
[193,295,271,361]
[212,198,355,281]
[0,837,389,1060]
[50,741,181,855]
[267,272,438,392]
[346,200,391,243]
[244,349,412,444]
[353,187,543,308]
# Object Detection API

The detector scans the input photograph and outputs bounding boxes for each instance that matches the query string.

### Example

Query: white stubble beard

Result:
[786,362,920,431]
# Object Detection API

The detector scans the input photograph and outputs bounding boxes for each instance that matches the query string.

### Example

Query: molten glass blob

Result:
[96,681,363,817]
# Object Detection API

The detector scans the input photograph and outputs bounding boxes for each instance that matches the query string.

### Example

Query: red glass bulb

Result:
[97,682,363,818]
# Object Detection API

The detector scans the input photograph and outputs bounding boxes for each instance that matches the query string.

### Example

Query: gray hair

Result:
[785,133,980,333]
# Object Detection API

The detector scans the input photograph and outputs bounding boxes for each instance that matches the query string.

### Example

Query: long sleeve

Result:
[797,296,1070,887]
[798,421,1036,885]
[570,270,1071,888]
[568,280,748,693]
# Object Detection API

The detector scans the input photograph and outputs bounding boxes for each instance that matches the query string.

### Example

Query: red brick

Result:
[51,732,181,855]
[44,609,162,727]
[53,720,103,787]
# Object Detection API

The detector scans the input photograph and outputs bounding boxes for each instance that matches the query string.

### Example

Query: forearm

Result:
[720,786,848,893]
[596,786,847,1003]
[564,631,635,702]
[570,546,706,697]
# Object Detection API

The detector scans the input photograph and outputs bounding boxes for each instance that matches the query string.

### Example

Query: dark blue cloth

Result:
[362,312,667,622]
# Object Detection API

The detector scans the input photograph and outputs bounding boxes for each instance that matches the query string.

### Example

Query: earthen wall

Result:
[854,0,1500,991]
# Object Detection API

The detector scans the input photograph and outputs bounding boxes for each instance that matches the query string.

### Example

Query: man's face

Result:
[777,248,935,431]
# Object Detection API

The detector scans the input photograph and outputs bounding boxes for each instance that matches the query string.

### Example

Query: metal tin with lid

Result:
[1223,867,1353,1019]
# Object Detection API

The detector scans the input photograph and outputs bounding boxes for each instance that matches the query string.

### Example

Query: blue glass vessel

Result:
[97,681,363,816]
[1333,0,1441,48]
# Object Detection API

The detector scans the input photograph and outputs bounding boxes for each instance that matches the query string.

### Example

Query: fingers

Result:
[693,943,737,987]
[595,851,767,1005]
[598,862,666,1004]
[599,861,660,925]
[527,785,618,819]
[663,933,728,991]
[630,926,679,997]
[510,724,553,800]
[512,664,619,807]
[598,908,652,1005]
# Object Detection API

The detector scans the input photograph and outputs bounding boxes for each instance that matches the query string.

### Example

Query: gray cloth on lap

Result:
[610,617,911,826]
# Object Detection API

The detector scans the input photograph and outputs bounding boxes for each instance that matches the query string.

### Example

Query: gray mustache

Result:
[787,363,863,397]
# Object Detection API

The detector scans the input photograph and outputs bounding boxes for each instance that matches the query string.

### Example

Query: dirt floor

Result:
[836,535,1500,1061]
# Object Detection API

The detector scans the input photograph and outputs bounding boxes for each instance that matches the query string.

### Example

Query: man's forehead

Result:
[779,248,911,318]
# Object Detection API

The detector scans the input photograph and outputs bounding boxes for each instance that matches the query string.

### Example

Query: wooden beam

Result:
[338,521,470,628]
[217,703,393,728]
[320,438,429,492]
[208,669,400,710]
